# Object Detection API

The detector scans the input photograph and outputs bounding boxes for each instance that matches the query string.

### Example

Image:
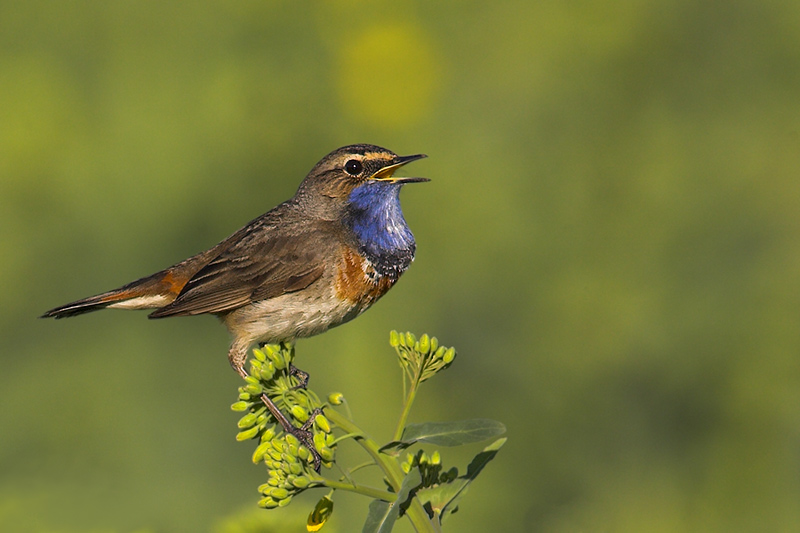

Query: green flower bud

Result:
[314,415,331,433]
[236,427,259,441]
[268,448,283,461]
[389,330,400,347]
[253,348,267,362]
[243,384,261,396]
[270,487,290,500]
[231,401,250,412]
[297,445,310,461]
[318,446,334,462]
[405,332,416,346]
[430,336,439,353]
[431,450,441,465]
[263,344,278,357]
[258,483,272,494]
[284,433,299,448]
[263,345,284,369]
[237,413,257,429]
[443,347,456,364]
[292,475,310,489]
[313,431,327,450]
[260,426,276,443]
[252,441,271,464]
[273,350,288,370]
[325,433,336,447]
[238,392,252,401]
[281,451,299,465]
[327,392,344,405]
[259,363,275,382]
[290,405,309,422]
[258,497,279,509]
[291,393,310,408]
[278,497,292,507]
[419,334,430,354]
[289,462,303,476]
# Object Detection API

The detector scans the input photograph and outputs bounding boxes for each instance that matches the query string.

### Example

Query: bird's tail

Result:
[41,268,189,319]
[40,235,234,319]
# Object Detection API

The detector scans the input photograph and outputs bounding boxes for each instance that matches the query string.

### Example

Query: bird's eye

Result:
[344,159,363,176]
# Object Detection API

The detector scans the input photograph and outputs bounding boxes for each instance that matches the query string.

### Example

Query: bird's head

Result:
[296,144,428,217]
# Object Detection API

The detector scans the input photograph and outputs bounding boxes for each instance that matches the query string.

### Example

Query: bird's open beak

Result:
[370,154,430,183]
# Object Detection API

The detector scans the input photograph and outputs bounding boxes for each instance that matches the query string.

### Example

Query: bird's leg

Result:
[284,364,323,450]
[259,392,322,471]
[233,343,322,471]
[230,340,251,378]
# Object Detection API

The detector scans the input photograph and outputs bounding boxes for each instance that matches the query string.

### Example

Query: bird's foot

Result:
[289,364,309,390]
[260,393,324,471]
[241,347,324,471]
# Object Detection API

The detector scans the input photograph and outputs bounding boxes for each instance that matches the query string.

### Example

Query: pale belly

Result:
[221,283,364,347]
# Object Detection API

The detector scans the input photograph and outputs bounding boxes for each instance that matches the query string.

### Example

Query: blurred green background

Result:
[3,0,800,531]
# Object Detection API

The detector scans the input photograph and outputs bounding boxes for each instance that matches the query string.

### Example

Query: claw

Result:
[289,364,310,390]
[259,393,323,472]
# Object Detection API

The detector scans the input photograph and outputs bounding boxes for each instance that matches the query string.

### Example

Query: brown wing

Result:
[149,215,330,318]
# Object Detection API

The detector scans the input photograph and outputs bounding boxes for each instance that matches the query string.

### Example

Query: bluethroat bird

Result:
[42,144,428,466]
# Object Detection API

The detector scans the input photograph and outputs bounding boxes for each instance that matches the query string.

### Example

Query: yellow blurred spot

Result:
[335,24,441,128]
[307,494,334,531]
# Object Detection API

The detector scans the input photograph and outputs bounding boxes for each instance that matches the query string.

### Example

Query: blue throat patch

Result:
[347,181,416,278]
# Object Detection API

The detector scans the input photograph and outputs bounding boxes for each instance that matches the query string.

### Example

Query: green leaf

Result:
[385,467,422,527]
[361,468,422,533]
[363,500,392,533]
[417,438,506,522]
[382,419,506,453]
[465,437,506,478]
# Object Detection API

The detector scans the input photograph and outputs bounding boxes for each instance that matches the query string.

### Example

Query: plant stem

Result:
[393,382,419,442]
[324,409,401,487]
[317,478,395,501]
[324,407,440,533]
